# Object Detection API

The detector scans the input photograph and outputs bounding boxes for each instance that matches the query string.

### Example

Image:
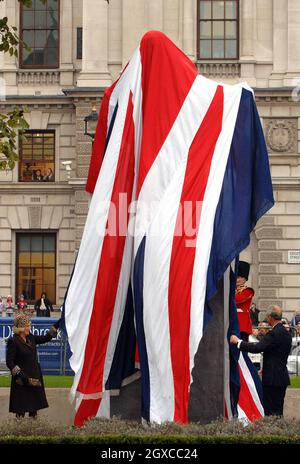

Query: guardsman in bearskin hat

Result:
[235,261,255,341]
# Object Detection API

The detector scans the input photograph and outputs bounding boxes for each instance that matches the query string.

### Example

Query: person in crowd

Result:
[250,302,260,328]
[256,321,271,341]
[0,297,5,317]
[16,295,27,312]
[291,310,300,327]
[6,295,14,317]
[43,168,54,182]
[235,261,255,341]
[281,317,291,332]
[33,169,43,182]
[6,313,61,419]
[34,292,53,318]
[296,321,300,337]
[248,328,261,370]
[230,305,292,417]
[22,163,33,182]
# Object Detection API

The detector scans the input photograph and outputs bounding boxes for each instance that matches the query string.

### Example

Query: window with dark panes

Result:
[16,233,56,304]
[20,0,60,68]
[19,130,55,182]
[198,0,239,60]
[77,27,82,60]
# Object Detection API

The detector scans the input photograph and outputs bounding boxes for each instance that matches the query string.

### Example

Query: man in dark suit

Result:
[230,305,292,417]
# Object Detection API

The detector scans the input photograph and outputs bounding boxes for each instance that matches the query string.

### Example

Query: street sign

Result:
[288,250,300,264]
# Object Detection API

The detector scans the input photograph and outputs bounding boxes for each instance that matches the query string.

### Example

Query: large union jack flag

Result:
[62,31,274,427]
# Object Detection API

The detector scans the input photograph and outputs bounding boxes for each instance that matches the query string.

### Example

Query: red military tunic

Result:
[235,286,255,335]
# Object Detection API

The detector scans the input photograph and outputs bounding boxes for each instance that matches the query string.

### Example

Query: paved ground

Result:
[0,388,74,424]
[0,387,299,425]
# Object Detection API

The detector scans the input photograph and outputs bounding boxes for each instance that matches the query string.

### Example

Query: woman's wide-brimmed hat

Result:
[13,313,31,334]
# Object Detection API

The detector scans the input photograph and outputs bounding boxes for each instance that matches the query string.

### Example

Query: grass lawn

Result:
[289,376,300,388]
[0,375,299,388]
[0,375,74,388]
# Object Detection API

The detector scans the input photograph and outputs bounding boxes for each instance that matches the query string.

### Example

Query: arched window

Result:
[20,0,60,68]
[197,0,239,60]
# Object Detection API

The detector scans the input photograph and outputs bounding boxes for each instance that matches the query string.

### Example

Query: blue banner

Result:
[0,317,73,376]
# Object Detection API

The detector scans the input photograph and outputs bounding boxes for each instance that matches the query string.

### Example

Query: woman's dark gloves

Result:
[53,318,62,330]
[49,318,62,337]
[15,370,29,386]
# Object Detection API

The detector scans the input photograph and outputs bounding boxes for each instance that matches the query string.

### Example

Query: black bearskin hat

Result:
[238,261,250,280]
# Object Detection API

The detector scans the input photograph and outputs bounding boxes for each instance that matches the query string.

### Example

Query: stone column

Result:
[163,0,180,45]
[77,0,111,87]
[188,278,225,423]
[182,0,195,61]
[147,0,163,31]
[2,1,18,90]
[240,0,257,87]
[0,1,5,71]
[240,0,256,59]
[108,0,122,81]
[122,0,146,66]
[59,0,74,86]
[269,0,288,87]
[284,0,300,86]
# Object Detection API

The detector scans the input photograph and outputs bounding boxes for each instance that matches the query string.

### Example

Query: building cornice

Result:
[0,183,75,195]
[62,87,105,98]
[272,178,300,190]
[0,95,74,108]
[253,88,297,103]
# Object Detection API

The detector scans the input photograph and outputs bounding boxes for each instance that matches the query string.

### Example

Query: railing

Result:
[0,317,73,376]
[17,70,60,85]
[196,61,241,78]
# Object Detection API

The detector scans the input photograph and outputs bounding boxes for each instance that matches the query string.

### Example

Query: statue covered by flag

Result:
[62,31,274,426]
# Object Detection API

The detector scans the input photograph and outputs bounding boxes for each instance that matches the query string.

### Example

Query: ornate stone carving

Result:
[264,119,297,153]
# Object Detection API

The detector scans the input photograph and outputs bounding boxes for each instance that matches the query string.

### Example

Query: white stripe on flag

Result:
[96,391,110,419]
[239,353,264,417]
[65,54,141,399]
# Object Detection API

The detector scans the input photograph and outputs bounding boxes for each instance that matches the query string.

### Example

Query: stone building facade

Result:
[0,0,299,316]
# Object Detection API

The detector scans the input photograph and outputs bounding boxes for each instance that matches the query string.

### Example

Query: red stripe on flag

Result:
[137,31,197,196]
[77,94,135,409]
[168,86,224,424]
[224,400,228,419]
[74,398,101,427]
[238,365,263,422]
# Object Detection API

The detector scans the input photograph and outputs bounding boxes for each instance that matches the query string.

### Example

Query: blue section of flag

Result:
[228,262,241,417]
[60,256,77,338]
[104,102,118,155]
[133,236,150,421]
[105,282,138,390]
[204,89,274,417]
[204,88,274,328]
